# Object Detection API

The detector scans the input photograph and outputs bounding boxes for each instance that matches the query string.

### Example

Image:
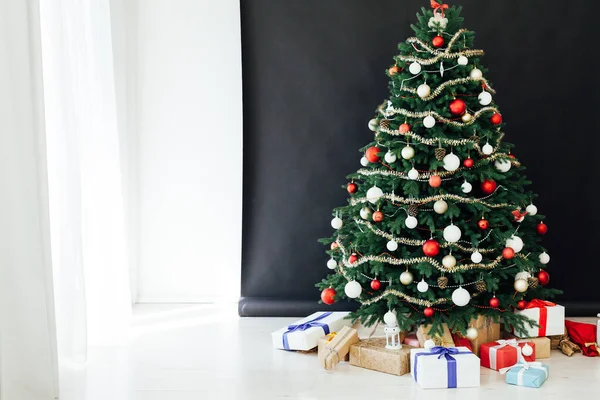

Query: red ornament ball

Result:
[422,239,440,257]
[432,35,445,48]
[399,123,411,133]
[537,270,550,285]
[502,247,515,259]
[449,99,467,116]
[330,242,339,250]
[508,153,516,159]
[348,253,359,264]
[371,279,381,291]
[321,288,337,305]
[372,211,384,222]
[536,221,548,235]
[463,158,474,168]
[429,174,442,188]
[347,182,358,194]
[423,307,435,317]
[489,297,500,308]
[478,218,490,230]
[517,300,527,310]
[481,179,497,195]
[490,113,503,125]
[365,146,381,163]
[388,65,400,76]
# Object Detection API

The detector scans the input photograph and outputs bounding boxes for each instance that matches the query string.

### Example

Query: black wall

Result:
[239,0,600,317]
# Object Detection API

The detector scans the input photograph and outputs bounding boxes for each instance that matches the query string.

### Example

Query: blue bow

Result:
[414,346,471,388]
[282,312,332,350]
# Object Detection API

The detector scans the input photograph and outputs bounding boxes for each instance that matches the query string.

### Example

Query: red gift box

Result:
[451,334,473,352]
[480,339,535,370]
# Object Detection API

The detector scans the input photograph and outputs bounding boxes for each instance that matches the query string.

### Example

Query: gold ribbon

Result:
[325,332,337,344]
[324,329,354,371]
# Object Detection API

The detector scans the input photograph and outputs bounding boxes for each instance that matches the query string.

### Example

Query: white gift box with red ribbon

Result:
[514,300,565,338]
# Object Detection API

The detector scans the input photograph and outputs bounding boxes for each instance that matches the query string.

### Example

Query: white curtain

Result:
[0,1,59,399]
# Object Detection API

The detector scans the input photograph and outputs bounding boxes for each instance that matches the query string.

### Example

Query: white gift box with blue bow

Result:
[410,346,480,389]
[271,311,352,351]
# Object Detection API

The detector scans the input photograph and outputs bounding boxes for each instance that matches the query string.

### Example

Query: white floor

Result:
[59,304,599,400]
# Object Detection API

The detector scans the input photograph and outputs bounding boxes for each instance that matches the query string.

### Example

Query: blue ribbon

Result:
[414,346,472,388]
[282,312,333,350]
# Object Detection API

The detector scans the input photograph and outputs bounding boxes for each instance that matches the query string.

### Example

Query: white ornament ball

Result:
[424,339,436,349]
[387,240,399,252]
[514,278,529,293]
[345,280,362,298]
[442,254,457,268]
[522,343,534,357]
[423,115,436,128]
[417,84,431,99]
[383,310,397,326]
[457,55,469,66]
[482,142,494,155]
[539,252,550,264]
[409,62,422,75]
[443,224,462,243]
[461,113,472,123]
[417,279,429,293]
[506,235,524,253]
[384,151,397,163]
[400,270,414,285]
[515,271,532,281]
[526,204,538,216]
[471,251,483,263]
[408,167,419,180]
[443,152,460,171]
[331,217,343,229]
[452,287,471,307]
[466,327,479,340]
[433,199,448,214]
[360,156,369,167]
[360,207,372,220]
[461,181,473,194]
[495,159,511,173]
[327,259,337,269]
[368,118,378,131]
[401,146,415,160]
[470,68,483,79]
[405,215,418,229]
[478,91,492,106]
[366,185,383,204]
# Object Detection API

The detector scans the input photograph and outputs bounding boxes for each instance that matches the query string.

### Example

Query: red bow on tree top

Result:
[431,0,449,17]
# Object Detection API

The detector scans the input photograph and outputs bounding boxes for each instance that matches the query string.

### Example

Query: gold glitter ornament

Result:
[437,276,449,289]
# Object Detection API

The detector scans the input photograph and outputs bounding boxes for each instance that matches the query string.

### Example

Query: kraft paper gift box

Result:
[416,323,455,347]
[514,299,565,338]
[480,339,535,370]
[349,338,414,376]
[503,332,551,359]
[317,326,359,370]
[502,362,549,388]
[467,315,500,356]
[272,311,352,351]
[410,346,480,389]
[318,334,349,362]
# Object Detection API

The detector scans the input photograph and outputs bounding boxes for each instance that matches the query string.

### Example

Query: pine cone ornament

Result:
[437,276,448,289]
[434,147,446,161]
[528,277,539,289]
[407,204,419,217]
[379,119,391,130]
[475,280,487,293]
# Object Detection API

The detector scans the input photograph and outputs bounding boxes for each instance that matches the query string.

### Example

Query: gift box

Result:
[272,311,352,351]
[318,326,359,370]
[502,332,551,359]
[547,332,580,356]
[410,346,480,389]
[480,339,535,370]
[318,334,349,362]
[416,323,455,347]
[502,362,549,388]
[467,315,500,356]
[403,332,421,347]
[349,338,414,376]
[514,300,565,338]
[451,333,473,352]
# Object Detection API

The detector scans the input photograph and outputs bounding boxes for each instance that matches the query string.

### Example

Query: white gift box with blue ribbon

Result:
[501,361,549,388]
[272,311,352,351]
[410,346,480,389]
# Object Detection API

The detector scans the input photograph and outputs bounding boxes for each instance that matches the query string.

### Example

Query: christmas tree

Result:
[317,1,560,336]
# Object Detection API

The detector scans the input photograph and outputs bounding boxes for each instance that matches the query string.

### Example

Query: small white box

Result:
[514,303,565,338]
[271,311,352,351]
[410,346,480,389]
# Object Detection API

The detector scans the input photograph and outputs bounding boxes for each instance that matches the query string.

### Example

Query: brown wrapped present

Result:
[349,338,414,376]
[467,315,500,356]
[416,323,455,348]
[502,332,551,359]
[548,333,581,356]
[318,326,359,370]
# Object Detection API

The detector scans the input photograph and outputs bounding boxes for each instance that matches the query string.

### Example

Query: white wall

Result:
[132,0,242,302]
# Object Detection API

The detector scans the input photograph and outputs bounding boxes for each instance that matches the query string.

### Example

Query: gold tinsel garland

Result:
[400,77,496,100]
[379,106,499,127]
[349,192,514,209]
[397,29,483,66]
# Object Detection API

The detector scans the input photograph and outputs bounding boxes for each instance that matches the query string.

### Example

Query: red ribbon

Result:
[431,0,449,17]
[525,299,556,336]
